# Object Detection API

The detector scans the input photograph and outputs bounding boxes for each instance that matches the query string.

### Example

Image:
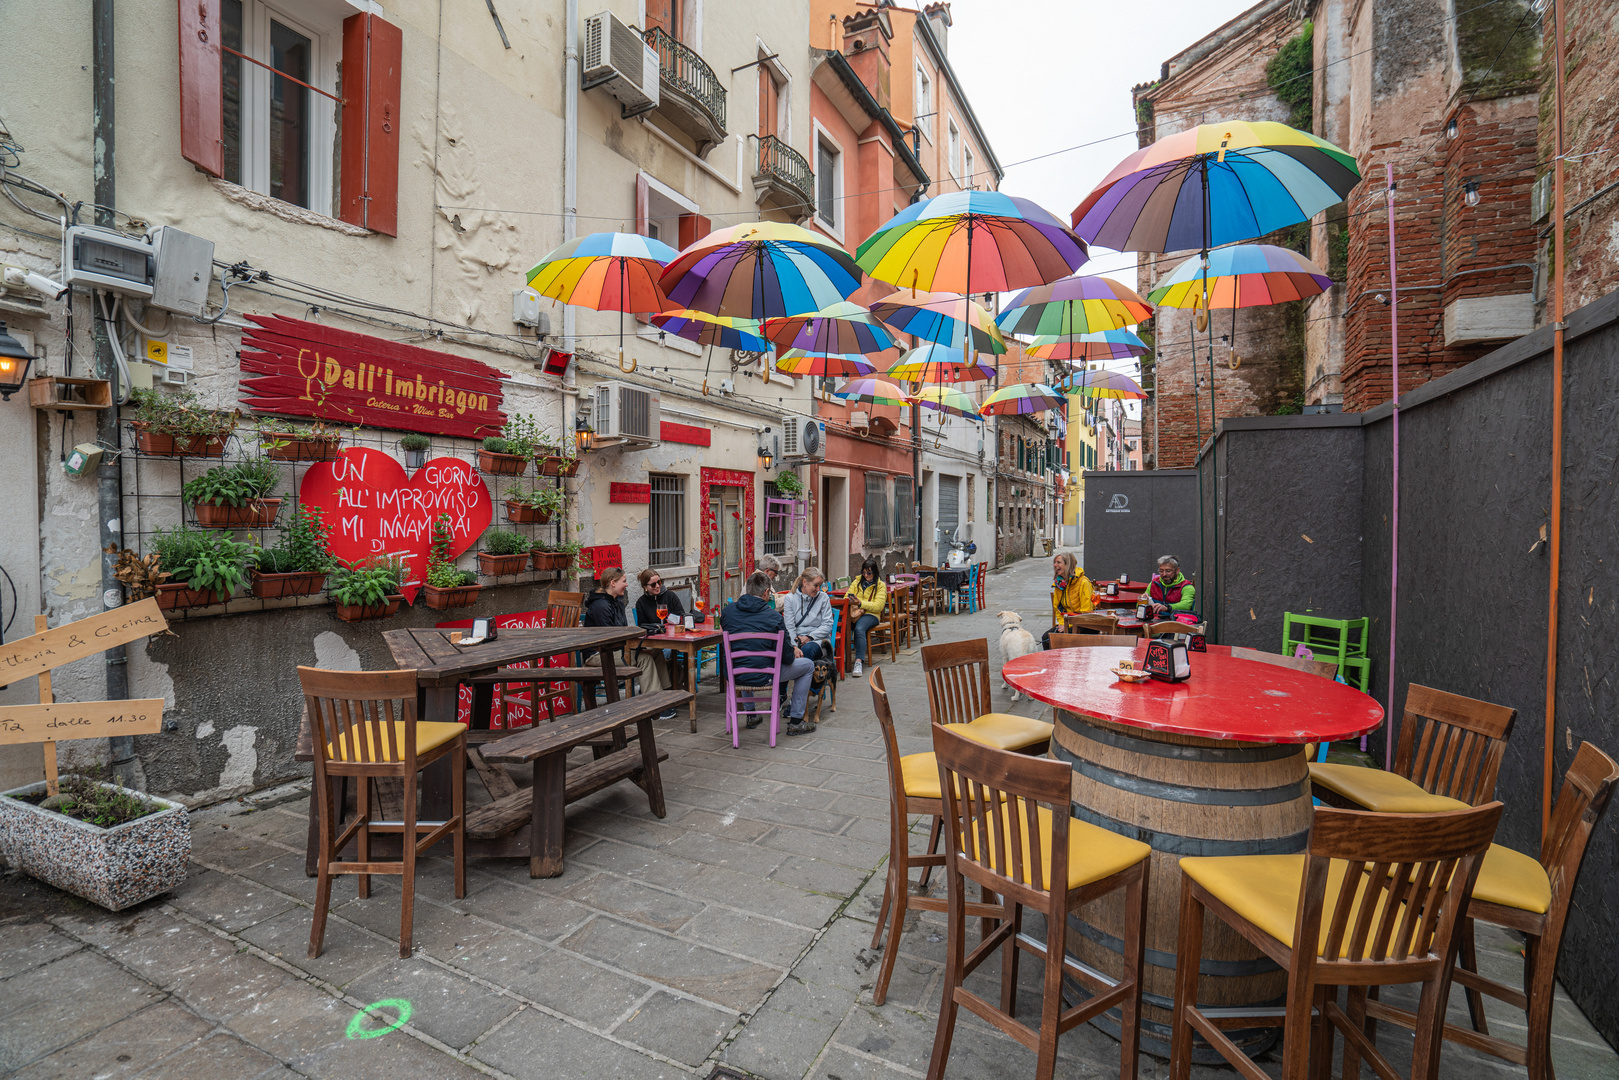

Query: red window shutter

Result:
[635,174,651,236]
[677,213,711,249]
[339,13,402,236]
[645,0,673,35]
[177,0,224,176]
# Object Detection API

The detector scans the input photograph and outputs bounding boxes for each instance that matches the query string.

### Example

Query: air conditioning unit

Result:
[780,413,825,461]
[593,380,660,442]
[849,410,869,431]
[582,12,659,117]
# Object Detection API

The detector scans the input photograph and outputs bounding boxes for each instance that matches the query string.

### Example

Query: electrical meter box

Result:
[149,227,215,316]
[63,225,156,297]
[63,443,104,477]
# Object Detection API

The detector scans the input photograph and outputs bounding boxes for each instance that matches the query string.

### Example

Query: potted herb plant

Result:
[549,437,582,477]
[257,417,345,462]
[422,514,482,609]
[478,528,532,576]
[150,526,254,609]
[531,539,582,573]
[183,459,284,528]
[250,505,336,598]
[773,469,805,498]
[477,435,527,475]
[400,432,432,469]
[329,556,407,621]
[129,388,238,457]
[0,770,190,911]
[505,484,566,524]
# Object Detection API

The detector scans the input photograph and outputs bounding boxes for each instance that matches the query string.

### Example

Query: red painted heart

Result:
[300,447,492,603]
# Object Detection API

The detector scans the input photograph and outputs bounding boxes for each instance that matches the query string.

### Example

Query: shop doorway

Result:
[709,485,745,607]
[820,473,848,582]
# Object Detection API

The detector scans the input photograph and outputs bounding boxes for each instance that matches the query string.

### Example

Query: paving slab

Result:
[470,1006,686,1080]
[167,869,299,933]
[345,958,520,1051]
[560,915,784,1011]
[614,991,737,1067]
[449,930,650,1027]
[9,998,214,1080]
[0,950,165,1072]
[0,921,82,980]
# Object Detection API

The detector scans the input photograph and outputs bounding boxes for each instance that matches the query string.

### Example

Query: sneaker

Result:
[852,660,863,676]
[786,719,816,736]
[745,715,764,729]
[658,709,678,721]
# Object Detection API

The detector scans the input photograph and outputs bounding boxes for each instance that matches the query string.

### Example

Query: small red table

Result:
[640,619,723,731]
[1001,643,1382,1059]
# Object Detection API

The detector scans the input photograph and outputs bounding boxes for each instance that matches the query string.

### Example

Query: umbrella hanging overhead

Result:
[660,221,862,319]
[1071,121,1361,253]
[912,385,984,420]
[855,191,1089,294]
[1147,243,1332,308]
[650,309,771,351]
[997,275,1154,337]
[834,377,911,408]
[527,231,679,370]
[775,349,877,378]
[867,289,1008,355]
[762,300,896,355]
[1053,368,1148,399]
[1026,329,1150,362]
[885,343,996,385]
[979,382,1066,416]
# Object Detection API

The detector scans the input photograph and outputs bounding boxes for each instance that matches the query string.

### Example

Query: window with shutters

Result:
[947,119,961,182]
[814,128,841,235]
[634,172,707,352]
[914,63,933,143]
[864,473,890,546]
[893,477,914,542]
[649,474,687,568]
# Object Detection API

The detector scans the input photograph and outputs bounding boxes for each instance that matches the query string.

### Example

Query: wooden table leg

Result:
[688,650,698,732]
[530,752,567,878]
[420,684,461,821]
[636,716,666,818]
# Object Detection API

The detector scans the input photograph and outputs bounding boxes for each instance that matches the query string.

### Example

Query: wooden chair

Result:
[1310,684,1517,813]
[926,724,1151,1080]
[868,667,946,1006]
[862,591,901,664]
[1230,645,1339,680]
[895,574,932,643]
[1063,611,1119,635]
[1145,619,1202,636]
[916,564,943,618]
[921,639,1052,754]
[300,666,466,959]
[1169,802,1504,1080]
[1364,742,1618,1080]
[546,589,584,629]
[1046,633,1139,649]
[975,560,987,610]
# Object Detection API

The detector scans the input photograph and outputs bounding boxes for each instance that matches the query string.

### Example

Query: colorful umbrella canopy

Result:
[659,221,862,319]
[775,349,877,377]
[979,382,1066,417]
[762,300,895,354]
[912,385,984,420]
[525,231,678,313]
[650,309,771,351]
[834,378,911,408]
[885,343,996,385]
[867,289,1008,354]
[1147,244,1332,309]
[1071,121,1361,253]
[1026,329,1150,362]
[855,191,1089,294]
[997,275,1154,337]
[1053,368,1147,399]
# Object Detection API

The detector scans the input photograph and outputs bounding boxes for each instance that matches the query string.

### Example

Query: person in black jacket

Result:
[581,568,673,719]
[719,570,817,736]
[633,567,687,629]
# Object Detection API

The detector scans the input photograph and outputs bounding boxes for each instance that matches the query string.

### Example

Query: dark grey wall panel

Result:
[1081,470,1200,587]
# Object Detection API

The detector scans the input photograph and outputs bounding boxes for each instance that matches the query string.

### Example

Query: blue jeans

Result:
[780,656,816,719]
[852,613,880,661]
[797,639,824,661]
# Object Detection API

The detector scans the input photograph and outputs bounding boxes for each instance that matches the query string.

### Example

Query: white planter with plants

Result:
[0,775,191,911]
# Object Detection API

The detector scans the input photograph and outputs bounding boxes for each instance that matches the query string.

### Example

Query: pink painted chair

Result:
[721,629,785,748]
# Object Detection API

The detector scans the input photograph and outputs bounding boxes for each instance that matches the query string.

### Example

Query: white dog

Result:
[996,611,1039,700]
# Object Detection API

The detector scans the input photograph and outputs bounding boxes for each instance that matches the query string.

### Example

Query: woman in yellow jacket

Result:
[1045,552,1094,648]
[848,558,887,676]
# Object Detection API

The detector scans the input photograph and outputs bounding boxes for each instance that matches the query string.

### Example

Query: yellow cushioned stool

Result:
[1308,761,1471,813]
[1471,842,1551,915]
[967,804,1149,892]
[1179,853,1394,957]
[899,751,944,801]
[953,712,1054,752]
[327,720,465,762]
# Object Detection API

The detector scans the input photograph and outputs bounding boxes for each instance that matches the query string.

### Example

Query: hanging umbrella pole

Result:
[1200,158,1219,642]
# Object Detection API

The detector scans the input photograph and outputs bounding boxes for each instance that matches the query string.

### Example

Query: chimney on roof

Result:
[842,9,893,109]
[923,2,951,54]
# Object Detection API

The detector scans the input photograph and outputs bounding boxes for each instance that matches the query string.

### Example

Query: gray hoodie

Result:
[780,588,834,647]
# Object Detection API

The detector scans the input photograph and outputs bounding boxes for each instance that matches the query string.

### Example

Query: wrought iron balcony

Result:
[642,26,727,157]
[754,134,815,220]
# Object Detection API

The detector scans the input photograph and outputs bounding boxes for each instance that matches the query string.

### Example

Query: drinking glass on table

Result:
[693,597,707,622]
[656,601,668,622]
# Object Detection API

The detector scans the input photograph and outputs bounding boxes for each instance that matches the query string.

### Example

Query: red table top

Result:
[1001,644,1383,744]
[1095,595,1146,607]
[641,619,723,645]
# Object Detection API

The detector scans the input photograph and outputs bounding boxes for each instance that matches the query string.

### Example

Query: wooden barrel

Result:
[1051,707,1312,1062]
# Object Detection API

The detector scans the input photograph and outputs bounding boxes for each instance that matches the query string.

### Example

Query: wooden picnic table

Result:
[639,621,723,732]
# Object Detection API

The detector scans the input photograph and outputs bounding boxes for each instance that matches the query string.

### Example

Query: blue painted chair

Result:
[954,564,979,614]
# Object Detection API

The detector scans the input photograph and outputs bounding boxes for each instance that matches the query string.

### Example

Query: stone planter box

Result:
[0,781,191,911]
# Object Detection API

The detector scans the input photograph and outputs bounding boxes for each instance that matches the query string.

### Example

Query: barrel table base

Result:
[1051,708,1312,1063]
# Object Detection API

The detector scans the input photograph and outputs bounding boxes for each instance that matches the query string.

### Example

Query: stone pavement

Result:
[2,551,1616,1079]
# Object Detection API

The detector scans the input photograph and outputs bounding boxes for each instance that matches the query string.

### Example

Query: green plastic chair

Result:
[1282,612,1369,662]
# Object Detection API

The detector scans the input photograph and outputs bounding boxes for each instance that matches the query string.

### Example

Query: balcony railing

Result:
[755,134,815,217]
[642,26,726,155]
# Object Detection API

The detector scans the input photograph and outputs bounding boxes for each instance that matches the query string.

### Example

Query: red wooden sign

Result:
[438,611,575,728]
[610,482,651,504]
[660,421,710,446]
[240,314,507,439]
[300,447,492,603]
[582,545,624,574]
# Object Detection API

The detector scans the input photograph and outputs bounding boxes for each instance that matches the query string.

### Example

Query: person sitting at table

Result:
[1043,552,1095,650]
[1148,555,1197,616]
[847,558,887,678]
[634,568,687,630]
[781,567,833,661]
[720,570,817,736]
[757,554,783,607]
[582,567,676,720]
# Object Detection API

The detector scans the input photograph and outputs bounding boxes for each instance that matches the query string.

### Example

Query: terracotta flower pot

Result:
[537,455,565,476]
[335,594,404,622]
[249,569,329,598]
[155,582,228,610]
[193,498,282,529]
[477,552,530,577]
[263,435,343,462]
[530,550,572,572]
[132,425,229,458]
[558,458,581,477]
[477,449,528,476]
[505,500,553,525]
[423,584,482,610]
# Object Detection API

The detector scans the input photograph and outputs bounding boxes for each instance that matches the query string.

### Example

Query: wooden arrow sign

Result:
[0,597,167,684]
[0,701,164,746]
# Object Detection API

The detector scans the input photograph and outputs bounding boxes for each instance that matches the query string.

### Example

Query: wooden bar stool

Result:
[1310,685,1516,813]
[1363,742,1618,1080]
[922,639,1052,754]
[927,724,1151,1080]
[1168,803,1503,1080]
[1064,611,1120,635]
[300,666,467,959]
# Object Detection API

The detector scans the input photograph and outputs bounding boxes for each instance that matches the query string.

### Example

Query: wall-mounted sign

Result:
[581,545,623,575]
[660,421,710,447]
[609,482,651,504]
[240,314,507,440]
[0,598,167,684]
[300,447,491,603]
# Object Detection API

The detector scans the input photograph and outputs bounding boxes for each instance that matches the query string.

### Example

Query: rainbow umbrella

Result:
[885,343,996,385]
[660,221,862,319]
[1071,121,1361,253]
[913,385,984,421]
[997,275,1154,337]
[1147,244,1332,309]
[1053,368,1147,399]
[834,378,911,408]
[1027,329,1149,362]
[979,382,1066,416]
[867,289,1007,354]
[527,231,679,368]
[775,349,877,378]
[650,309,770,351]
[762,300,895,354]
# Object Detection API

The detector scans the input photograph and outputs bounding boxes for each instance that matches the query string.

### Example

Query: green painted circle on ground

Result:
[346,998,412,1040]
